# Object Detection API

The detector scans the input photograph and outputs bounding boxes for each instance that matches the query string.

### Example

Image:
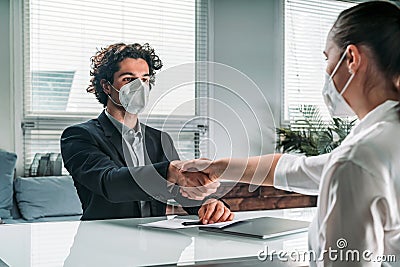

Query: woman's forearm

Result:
[215,153,282,186]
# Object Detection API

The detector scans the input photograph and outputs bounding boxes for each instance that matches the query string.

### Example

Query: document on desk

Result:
[139,218,241,230]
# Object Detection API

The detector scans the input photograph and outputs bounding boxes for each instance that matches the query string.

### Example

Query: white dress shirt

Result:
[274,100,400,266]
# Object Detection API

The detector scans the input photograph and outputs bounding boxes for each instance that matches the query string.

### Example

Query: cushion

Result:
[14,176,83,220]
[10,195,22,219]
[0,149,17,219]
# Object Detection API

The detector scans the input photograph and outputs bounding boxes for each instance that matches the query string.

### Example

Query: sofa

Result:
[0,149,82,224]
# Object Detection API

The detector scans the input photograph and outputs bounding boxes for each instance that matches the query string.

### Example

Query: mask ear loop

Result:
[330,50,348,79]
[107,81,123,107]
[108,81,120,93]
[394,75,400,93]
[340,49,361,96]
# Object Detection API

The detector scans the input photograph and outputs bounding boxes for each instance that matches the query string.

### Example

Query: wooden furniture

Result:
[167,182,317,215]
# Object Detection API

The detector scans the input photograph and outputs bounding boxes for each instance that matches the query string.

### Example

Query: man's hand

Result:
[167,160,220,200]
[198,198,234,224]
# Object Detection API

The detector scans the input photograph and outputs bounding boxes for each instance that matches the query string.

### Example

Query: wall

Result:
[0,0,14,152]
[208,0,283,159]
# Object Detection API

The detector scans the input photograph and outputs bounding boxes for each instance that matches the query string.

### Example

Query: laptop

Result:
[199,216,310,239]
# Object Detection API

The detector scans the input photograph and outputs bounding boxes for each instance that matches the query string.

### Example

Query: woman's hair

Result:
[331,1,400,95]
[87,43,163,107]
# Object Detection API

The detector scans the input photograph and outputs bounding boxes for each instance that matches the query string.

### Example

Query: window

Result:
[284,0,356,121]
[31,71,75,111]
[21,0,208,175]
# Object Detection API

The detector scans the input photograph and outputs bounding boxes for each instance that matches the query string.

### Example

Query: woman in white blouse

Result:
[181,1,400,265]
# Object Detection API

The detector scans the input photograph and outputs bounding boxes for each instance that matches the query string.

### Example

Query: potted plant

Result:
[276,105,356,156]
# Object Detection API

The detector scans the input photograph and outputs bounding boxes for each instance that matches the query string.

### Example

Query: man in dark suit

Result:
[61,43,233,224]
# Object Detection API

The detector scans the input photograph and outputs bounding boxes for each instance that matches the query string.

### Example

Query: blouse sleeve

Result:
[273,153,330,195]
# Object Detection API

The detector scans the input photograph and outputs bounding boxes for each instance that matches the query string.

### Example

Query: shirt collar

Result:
[350,100,399,137]
[104,109,142,138]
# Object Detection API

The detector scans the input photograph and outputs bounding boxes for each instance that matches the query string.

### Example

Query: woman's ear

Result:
[101,79,111,95]
[346,44,361,74]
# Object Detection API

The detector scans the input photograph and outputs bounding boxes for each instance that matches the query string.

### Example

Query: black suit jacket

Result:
[61,111,202,220]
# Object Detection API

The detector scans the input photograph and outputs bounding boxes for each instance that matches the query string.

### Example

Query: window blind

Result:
[22,0,209,175]
[284,0,356,122]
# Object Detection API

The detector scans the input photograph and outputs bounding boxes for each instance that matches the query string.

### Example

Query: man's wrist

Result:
[166,162,178,196]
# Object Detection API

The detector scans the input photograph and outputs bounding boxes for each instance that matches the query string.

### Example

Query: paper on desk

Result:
[139,218,241,230]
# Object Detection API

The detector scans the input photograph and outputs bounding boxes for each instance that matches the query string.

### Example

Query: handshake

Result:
[167,159,226,200]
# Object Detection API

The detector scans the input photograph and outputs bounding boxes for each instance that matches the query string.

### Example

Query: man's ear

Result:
[346,44,361,74]
[101,79,111,95]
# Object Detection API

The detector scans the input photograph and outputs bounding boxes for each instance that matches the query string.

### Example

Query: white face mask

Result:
[108,79,150,114]
[322,50,356,118]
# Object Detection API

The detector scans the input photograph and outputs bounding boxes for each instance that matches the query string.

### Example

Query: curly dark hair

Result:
[87,43,163,107]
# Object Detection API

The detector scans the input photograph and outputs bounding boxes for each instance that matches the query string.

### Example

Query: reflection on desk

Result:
[64,218,194,266]
[0,208,316,267]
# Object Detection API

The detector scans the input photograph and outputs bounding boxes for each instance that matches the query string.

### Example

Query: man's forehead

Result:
[117,58,150,75]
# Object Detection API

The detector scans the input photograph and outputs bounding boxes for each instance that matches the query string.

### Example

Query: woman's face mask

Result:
[108,79,150,114]
[322,50,356,118]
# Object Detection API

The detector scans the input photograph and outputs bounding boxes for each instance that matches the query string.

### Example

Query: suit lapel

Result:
[98,112,160,167]
[98,111,126,165]
[141,124,167,216]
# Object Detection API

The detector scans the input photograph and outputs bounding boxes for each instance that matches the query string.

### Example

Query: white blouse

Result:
[274,100,400,266]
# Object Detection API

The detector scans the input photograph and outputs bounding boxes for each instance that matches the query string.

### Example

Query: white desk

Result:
[0,208,316,267]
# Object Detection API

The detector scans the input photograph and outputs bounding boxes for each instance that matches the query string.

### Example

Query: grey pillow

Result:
[14,176,83,220]
[0,149,17,219]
